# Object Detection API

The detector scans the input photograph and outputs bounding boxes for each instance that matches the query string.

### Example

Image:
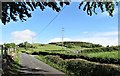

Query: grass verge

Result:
[35,55,68,75]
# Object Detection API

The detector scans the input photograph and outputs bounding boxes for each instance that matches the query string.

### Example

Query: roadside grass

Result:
[35,55,120,76]
[35,55,68,74]
[2,57,20,75]
[9,49,21,75]
[2,49,21,76]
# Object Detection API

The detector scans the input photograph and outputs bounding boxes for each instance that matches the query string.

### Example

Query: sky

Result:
[0,2,119,46]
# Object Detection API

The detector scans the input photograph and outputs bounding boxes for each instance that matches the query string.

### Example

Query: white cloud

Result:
[49,31,118,46]
[80,37,118,46]
[11,29,36,43]
[81,31,118,46]
[49,38,72,43]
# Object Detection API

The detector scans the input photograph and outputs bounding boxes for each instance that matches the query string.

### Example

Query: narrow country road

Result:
[19,53,66,76]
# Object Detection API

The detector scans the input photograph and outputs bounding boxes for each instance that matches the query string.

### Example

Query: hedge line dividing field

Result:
[29,50,120,64]
[81,46,119,53]
[21,46,119,64]
[36,55,120,76]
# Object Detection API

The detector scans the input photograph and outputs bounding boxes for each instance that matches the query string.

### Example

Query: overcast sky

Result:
[0,2,119,46]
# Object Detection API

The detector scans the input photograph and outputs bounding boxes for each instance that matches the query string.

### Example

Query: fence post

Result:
[1,45,3,75]
[1,45,3,67]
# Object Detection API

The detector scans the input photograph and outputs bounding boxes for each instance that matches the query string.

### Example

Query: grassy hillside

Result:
[18,43,100,54]
[86,51,119,59]
[49,41,103,48]
[35,44,70,51]
[16,42,119,76]
[3,41,119,76]
[18,44,71,54]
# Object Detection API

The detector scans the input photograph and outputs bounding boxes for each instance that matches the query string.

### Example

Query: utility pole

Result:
[32,36,34,51]
[25,41,27,52]
[62,27,64,50]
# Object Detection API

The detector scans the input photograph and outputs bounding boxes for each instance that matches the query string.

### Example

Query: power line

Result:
[36,5,67,37]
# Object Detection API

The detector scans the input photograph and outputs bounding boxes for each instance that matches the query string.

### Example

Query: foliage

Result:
[81,46,119,53]
[4,43,16,48]
[36,55,120,76]
[65,59,120,76]
[19,43,119,64]
[79,1,118,16]
[1,1,118,25]
[45,55,63,64]
[35,55,67,74]
[18,41,35,48]
[49,41,103,48]
[1,1,70,25]
[32,44,70,51]
[2,55,21,76]
[30,49,119,64]
[86,51,119,59]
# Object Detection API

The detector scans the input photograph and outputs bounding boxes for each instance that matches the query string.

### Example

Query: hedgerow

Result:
[41,55,120,76]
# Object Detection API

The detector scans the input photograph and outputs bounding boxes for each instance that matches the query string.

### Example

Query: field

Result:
[17,42,120,76]
[86,51,119,59]
[18,42,119,61]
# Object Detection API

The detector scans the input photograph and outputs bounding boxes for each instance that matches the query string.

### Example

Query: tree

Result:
[0,0,118,25]
[4,43,16,48]
[79,1,118,16]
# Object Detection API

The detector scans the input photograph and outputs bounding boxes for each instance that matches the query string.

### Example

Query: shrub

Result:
[45,55,63,64]
[65,59,120,76]
[39,55,120,76]
[82,46,119,53]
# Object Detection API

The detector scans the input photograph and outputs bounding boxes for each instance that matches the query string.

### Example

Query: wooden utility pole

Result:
[32,36,34,51]
[62,27,64,50]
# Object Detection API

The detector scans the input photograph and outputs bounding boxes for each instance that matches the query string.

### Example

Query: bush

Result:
[31,50,119,64]
[42,55,120,76]
[45,55,63,64]
[65,59,120,76]
[82,46,119,53]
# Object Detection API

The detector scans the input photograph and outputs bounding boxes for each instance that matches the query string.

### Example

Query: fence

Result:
[0,45,16,75]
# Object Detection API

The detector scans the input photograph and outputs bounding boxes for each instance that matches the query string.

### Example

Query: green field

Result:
[32,44,90,51]
[3,42,120,76]
[18,43,119,59]
[86,51,119,59]
[18,44,87,54]
[36,44,70,51]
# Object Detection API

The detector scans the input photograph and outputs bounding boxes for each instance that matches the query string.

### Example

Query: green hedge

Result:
[44,55,120,76]
[49,41,103,48]
[65,59,120,76]
[30,50,119,64]
[81,46,119,53]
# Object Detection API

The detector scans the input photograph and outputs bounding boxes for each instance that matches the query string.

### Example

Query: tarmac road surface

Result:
[19,53,66,76]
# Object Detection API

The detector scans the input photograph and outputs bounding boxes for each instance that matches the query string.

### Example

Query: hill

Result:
[49,41,103,48]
